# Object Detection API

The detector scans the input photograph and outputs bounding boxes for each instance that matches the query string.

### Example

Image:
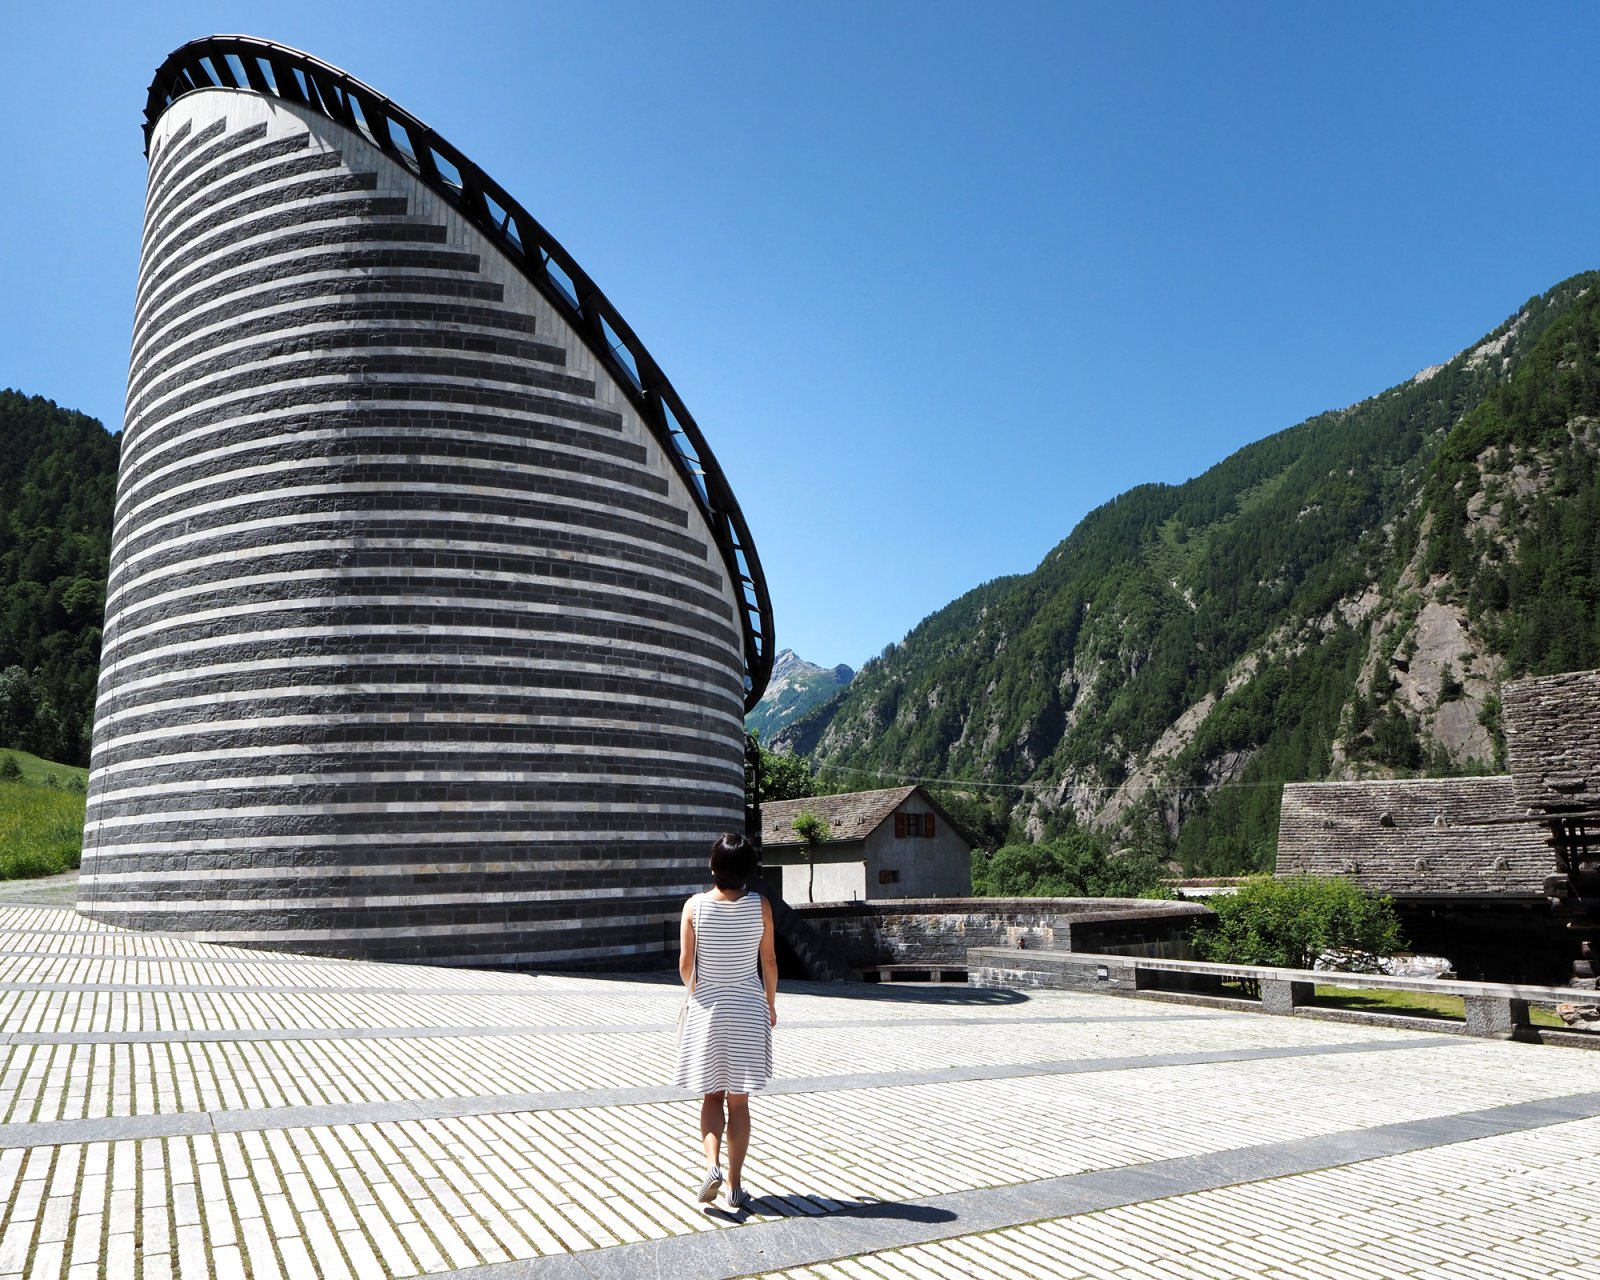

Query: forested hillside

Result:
[0,391,118,766]
[778,273,1600,874]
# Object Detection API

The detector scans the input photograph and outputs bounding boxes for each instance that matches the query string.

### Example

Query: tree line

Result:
[0,390,118,766]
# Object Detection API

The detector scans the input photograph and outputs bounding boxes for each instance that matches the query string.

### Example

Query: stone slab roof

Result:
[1504,667,1600,812]
[760,786,981,849]
[1276,777,1550,896]
[761,786,918,848]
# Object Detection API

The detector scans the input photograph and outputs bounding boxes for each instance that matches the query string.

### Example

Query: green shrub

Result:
[753,736,817,804]
[0,755,20,781]
[1191,874,1405,972]
[973,831,1171,899]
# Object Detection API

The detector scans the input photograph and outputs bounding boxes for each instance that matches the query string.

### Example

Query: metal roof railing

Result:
[144,35,774,710]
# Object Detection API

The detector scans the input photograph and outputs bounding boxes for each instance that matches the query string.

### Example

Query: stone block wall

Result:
[966,949,1142,994]
[79,88,747,967]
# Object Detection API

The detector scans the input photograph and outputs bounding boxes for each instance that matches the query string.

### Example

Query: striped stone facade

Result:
[79,87,748,967]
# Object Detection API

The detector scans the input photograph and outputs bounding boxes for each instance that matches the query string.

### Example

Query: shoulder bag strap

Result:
[676,897,699,1047]
[691,895,701,985]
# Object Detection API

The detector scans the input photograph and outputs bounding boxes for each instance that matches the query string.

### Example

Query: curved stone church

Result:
[79,36,772,968]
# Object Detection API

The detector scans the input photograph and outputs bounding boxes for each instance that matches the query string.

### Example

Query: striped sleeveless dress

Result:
[672,891,773,1094]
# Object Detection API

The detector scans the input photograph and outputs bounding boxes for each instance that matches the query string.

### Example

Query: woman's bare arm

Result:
[679,900,696,989]
[760,897,778,1026]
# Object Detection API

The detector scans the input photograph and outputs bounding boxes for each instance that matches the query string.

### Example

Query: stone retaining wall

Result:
[786,898,1211,971]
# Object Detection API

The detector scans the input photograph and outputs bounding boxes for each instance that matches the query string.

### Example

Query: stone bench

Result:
[966,948,1587,1040]
[859,963,970,984]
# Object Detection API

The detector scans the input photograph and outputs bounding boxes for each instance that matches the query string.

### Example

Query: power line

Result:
[812,758,1361,797]
[813,761,1048,792]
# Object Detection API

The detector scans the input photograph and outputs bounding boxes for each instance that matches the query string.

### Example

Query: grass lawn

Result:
[0,746,88,879]
[1219,977,1570,1030]
[1314,983,1567,1029]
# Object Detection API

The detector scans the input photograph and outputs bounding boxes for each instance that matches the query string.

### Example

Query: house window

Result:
[894,812,936,839]
[879,868,899,884]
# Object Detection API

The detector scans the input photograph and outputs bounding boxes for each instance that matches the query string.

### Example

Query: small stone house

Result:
[1276,776,1556,980]
[1503,668,1600,980]
[759,786,974,904]
[1274,665,1600,982]
[1504,668,1600,814]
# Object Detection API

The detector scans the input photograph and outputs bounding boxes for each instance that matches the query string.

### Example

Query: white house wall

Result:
[776,843,868,903]
[863,799,972,898]
[767,795,973,903]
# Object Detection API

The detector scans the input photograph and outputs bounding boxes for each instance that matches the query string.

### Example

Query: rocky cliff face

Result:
[782,273,1600,873]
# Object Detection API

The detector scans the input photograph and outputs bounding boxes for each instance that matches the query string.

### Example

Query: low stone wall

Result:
[967,948,1594,1042]
[959,948,1142,994]
[785,898,1212,972]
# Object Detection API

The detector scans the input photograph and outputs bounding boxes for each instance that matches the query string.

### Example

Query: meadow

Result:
[0,747,87,879]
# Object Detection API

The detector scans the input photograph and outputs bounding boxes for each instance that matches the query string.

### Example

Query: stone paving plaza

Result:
[3,886,1600,1278]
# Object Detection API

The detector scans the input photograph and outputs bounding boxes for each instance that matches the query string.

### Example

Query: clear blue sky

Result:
[3,2,1597,671]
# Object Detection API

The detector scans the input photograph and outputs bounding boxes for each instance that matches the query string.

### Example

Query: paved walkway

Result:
[1,901,1599,1278]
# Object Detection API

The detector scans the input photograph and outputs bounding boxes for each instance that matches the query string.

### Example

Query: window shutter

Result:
[925,815,935,839]
[895,813,906,838]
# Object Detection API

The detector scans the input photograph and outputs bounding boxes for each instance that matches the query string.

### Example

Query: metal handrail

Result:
[143,34,774,709]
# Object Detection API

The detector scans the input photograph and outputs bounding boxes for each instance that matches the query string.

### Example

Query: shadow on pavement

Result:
[788,981,1030,1007]
[708,1195,959,1223]
[599,973,1032,1006]
[832,1198,958,1222]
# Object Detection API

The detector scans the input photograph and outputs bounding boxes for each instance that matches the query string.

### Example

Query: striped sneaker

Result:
[696,1166,723,1203]
[727,1184,753,1212]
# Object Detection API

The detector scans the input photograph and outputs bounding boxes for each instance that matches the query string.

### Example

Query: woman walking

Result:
[673,833,777,1210]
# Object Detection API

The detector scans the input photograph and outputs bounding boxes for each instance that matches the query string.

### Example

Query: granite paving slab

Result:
[1,905,1597,1279]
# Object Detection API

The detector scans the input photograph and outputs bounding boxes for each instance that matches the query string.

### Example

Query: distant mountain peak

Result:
[747,650,855,740]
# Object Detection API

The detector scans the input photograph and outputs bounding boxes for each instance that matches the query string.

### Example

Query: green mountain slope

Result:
[780,273,1600,872]
[0,391,119,766]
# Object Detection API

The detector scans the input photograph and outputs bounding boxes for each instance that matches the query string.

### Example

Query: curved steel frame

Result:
[144,35,773,709]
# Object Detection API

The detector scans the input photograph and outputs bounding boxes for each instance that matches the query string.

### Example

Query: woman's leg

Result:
[725,1093,751,1188]
[700,1092,726,1170]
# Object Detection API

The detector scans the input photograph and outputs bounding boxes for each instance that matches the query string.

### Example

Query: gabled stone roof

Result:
[1504,668,1600,812]
[760,786,974,849]
[1276,777,1550,896]
[760,787,917,848]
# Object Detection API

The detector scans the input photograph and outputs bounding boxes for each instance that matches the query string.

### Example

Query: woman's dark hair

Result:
[709,832,758,891]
